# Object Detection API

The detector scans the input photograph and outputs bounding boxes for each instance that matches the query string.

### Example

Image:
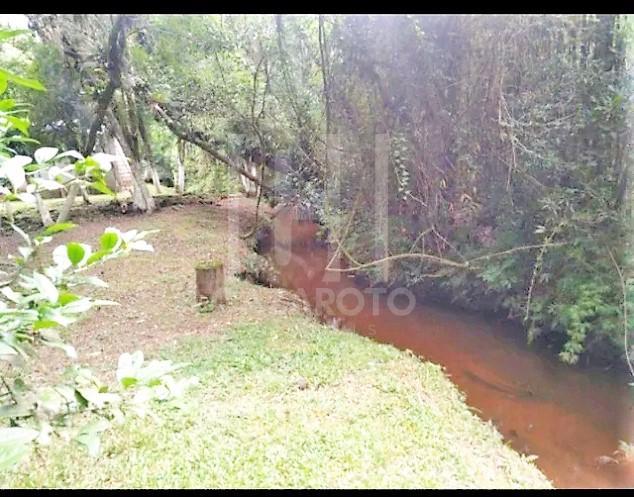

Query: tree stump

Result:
[195,259,226,304]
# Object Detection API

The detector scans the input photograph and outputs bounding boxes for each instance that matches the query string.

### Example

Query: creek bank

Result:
[256,205,634,488]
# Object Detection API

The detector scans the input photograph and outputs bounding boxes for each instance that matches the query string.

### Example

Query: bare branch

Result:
[149,102,269,190]
[83,15,131,156]
[326,241,568,275]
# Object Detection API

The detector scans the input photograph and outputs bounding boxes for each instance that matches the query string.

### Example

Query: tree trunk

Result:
[79,185,92,204]
[34,192,53,227]
[135,99,162,194]
[113,133,155,212]
[3,199,14,224]
[318,15,331,168]
[195,260,226,305]
[84,82,116,157]
[624,18,634,364]
[56,183,79,223]
[107,110,156,212]
[176,140,186,194]
[149,165,162,194]
[57,16,130,225]
[83,15,131,156]
[240,159,258,197]
[104,132,133,193]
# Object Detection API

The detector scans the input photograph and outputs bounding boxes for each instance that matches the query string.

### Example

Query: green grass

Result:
[1,317,551,489]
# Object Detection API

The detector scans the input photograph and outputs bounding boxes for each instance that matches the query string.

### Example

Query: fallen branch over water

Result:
[325,242,568,274]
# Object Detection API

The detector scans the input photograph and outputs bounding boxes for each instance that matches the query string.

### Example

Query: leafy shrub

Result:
[1,28,197,470]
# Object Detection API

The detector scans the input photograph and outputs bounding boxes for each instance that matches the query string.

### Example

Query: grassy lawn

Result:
[2,315,551,489]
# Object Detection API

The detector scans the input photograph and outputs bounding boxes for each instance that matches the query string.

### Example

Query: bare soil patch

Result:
[1,196,300,382]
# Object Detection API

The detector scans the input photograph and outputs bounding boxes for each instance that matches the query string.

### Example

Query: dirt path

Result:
[1,196,300,382]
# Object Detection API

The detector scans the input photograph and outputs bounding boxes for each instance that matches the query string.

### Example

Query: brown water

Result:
[265,210,634,489]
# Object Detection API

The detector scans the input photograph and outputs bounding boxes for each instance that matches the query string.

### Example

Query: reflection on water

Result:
[266,210,634,489]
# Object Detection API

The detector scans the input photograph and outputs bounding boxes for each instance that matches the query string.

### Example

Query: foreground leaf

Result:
[74,418,110,457]
[43,222,77,236]
[0,68,46,92]
[0,427,39,471]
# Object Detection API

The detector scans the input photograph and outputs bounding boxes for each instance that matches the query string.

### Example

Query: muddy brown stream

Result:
[265,210,634,489]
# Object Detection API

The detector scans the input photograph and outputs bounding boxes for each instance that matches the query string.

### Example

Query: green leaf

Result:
[0,427,39,471]
[55,150,83,161]
[0,76,6,95]
[120,377,138,389]
[0,442,30,471]
[89,181,114,196]
[129,240,153,252]
[34,147,59,164]
[0,342,18,356]
[74,419,110,457]
[86,249,109,265]
[83,276,109,288]
[43,222,77,236]
[2,155,29,189]
[11,224,31,246]
[76,387,119,408]
[0,98,15,111]
[11,378,27,395]
[5,115,30,135]
[0,29,29,43]
[0,402,33,419]
[61,298,93,314]
[32,272,59,304]
[100,232,120,251]
[37,387,65,414]
[74,389,88,409]
[66,243,85,266]
[73,160,87,175]
[0,68,46,92]
[42,340,77,359]
[1,286,22,304]
[33,319,61,330]
[4,135,38,145]
[58,292,80,306]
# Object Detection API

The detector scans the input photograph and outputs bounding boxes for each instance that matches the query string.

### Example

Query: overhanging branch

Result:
[149,102,269,190]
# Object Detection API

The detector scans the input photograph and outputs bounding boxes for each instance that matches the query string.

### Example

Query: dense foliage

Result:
[324,15,632,365]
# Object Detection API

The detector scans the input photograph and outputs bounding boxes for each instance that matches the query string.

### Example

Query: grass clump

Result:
[195,259,224,270]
